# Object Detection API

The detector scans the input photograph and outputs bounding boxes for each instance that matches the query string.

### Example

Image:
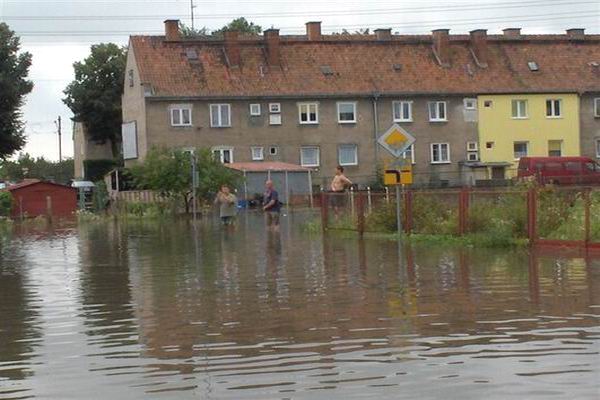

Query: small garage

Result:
[6,179,78,219]
[226,162,314,205]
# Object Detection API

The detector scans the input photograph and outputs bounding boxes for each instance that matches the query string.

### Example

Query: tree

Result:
[0,153,74,184]
[213,17,262,37]
[129,147,240,213]
[0,23,33,160]
[63,43,126,158]
[180,24,211,39]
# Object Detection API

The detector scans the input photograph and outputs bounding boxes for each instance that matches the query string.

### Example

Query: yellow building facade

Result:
[477,93,580,178]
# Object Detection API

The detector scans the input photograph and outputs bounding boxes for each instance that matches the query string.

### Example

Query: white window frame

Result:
[545,99,562,118]
[269,114,282,125]
[467,152,479,161]
[269,146,278,156]
[513,141,529,160]
[209,104,231,128]
[393,100,413,122]
[594,98,600,118]
[595,139,600,158]
[251,146,264,161]
[212,146,234,164]
[338,144,358,166]
[269,103,281,113]
[298,102,319,124]
[547,140,562,157]
[467,141,478,152]
[430,143,450,164]
[511,99,528,119]
[337,102,357,124]
[249,103,261,116]
[402,144,415,164]
[463,98,477,110]
[428,101,447,122]
[170,105,192,127]
[300,146,320,167]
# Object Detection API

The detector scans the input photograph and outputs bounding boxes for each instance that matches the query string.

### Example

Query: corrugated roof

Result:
[130,33,600,98]
[226,162,311,172]
[7,179,75,192]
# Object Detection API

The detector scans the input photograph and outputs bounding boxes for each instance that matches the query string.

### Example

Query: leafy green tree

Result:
[180,24,211,39]
[63,43,126,157]
[0,191,13,217]
[0,23,33,160]
[129,147,240,213]
[213,17,262,37]
[0,153,74,184]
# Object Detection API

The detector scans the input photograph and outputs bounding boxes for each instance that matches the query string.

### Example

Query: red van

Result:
[517,157,600,185]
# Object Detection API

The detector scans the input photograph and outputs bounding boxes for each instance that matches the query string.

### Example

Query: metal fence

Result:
[319,186,600,249]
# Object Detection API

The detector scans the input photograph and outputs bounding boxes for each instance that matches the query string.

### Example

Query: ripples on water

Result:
[0,213,599,399]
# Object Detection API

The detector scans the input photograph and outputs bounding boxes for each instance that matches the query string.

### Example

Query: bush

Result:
[411,195,458,235]
[124,202,173,218]
[84,159,117,182]
[468,194,527,238]
[0,191,13,217]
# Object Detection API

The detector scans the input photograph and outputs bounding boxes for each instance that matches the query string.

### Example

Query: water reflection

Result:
[0,214,598,399]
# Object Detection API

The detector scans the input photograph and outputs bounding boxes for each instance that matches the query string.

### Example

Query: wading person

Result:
[330,166,352,219]
[263,180,281,230]
[214,185,237,225]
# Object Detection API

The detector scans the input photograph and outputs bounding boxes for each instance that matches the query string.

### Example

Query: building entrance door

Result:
[491,167,505,180]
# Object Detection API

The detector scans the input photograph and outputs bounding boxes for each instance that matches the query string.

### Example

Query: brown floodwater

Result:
[0,212,599,399]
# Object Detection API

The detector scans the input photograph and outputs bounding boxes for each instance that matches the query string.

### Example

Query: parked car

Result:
[517,156,600,185]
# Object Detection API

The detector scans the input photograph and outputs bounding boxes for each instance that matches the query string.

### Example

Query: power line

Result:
[13,11,600,36]
[2,0,595,20]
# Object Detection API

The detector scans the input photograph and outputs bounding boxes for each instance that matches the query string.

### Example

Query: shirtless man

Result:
[330,166,352,217]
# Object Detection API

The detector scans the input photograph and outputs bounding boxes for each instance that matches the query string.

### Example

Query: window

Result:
[338,144,358,166]
[430,143,450,163]
[486,141,495,149]
[596,139,600,158]
[300,146,320,167]
[467,152,479,161]
[128,69,134,87]
[212,147,233,164]
[594,98,600,118]
[513,141,528,159]
[484,100,493,108]
[565,162,581,172]
[249,104,261,116]
[402,144,415,164]
[269,103,281,113]
[298,102,319,124]
[210,104,231,127]
[170,105,192,126]
[337,102,356,123]
[251,146,264,161]
[546,99,562,118]
[527,61,539,71]
[548,140,562,157]
[393,101,413,122]
[467,141,478,152]
[269,114,282,125]
[511,100,528,119]
[269,146,278,156]
[586,162,599,172]
[428,101,447,122]
[463,98,477,110]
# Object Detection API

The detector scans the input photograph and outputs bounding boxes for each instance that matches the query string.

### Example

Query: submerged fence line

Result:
[319,186,600,249]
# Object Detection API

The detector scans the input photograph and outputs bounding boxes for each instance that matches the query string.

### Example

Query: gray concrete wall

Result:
[122,43,148,162]
[72,122,113,180]
[580,94,600,160]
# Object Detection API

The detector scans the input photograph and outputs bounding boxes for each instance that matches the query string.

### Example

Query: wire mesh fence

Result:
[319,185,600,249]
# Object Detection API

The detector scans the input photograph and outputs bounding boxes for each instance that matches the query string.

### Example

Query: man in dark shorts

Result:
[263,180,280,230]
[330,166,353,218]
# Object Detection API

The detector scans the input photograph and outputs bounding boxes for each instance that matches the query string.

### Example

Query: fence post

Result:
[320,191,328,232]
[458,187,470,236]
[357,192,365,236]
[46,196,53,223]
[385,186,390,204]
[584,188,591,247]
[405,189,413,235]
[350,187,355,218]
[527,188,537,245]
[367,186,372,215]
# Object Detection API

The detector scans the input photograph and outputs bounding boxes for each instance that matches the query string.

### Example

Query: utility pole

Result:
[190,0,196,30]
[55,116,62,162]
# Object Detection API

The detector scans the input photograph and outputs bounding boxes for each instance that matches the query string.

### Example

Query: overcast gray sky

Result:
[1,0,598,161]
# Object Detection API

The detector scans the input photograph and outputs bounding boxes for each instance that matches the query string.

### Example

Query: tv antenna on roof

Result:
[190,0,197,30]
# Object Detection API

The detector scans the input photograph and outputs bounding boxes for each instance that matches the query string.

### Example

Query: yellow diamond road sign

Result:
[377,124,416,158]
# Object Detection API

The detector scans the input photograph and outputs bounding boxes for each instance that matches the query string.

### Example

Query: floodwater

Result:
[0,212,599,400]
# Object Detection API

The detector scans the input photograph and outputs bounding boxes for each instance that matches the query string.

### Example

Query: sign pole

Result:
[395,184,402,235]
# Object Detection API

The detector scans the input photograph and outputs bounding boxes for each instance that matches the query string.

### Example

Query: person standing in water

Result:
[262,180,281,230]
[330,166,353,218]
[214,184,237,225]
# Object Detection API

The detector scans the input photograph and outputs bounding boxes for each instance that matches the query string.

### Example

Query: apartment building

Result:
[121,21,600,187]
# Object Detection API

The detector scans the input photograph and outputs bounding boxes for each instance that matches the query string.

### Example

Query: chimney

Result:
[306,21,322,41]
[224,31,241,67]
[470,29,488,68]
[503,28,521,38]
[264,29,280,66]
[375,28,392,41]
[164,19,180,41]
[432,29,450,67]
[566,28,585,40]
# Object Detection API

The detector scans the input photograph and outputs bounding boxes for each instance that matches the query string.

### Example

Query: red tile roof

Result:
[226,162,311,172]
[130,33,600,98]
